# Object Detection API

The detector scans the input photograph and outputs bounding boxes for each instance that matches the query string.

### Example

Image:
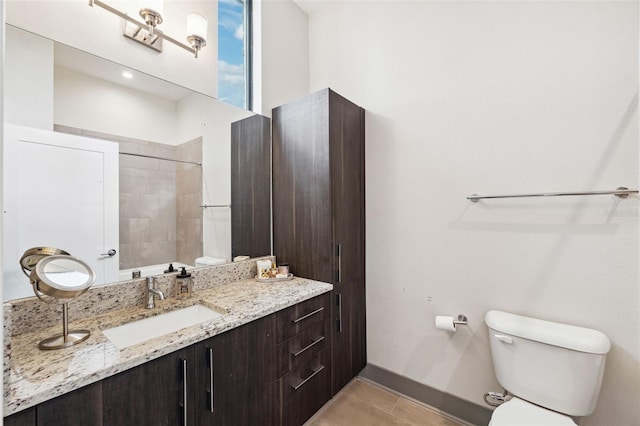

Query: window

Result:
[218,0,251,109]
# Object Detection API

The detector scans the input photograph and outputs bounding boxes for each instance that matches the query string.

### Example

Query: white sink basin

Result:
[103,304,224,349]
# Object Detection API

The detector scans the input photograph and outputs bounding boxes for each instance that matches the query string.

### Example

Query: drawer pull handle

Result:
[291,336,325,357]
[291,307,324,324]
[291,365,325,390]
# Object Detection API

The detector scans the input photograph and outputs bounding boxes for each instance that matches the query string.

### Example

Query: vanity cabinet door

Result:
[194,314,276,426]
[36,382,102,426]
[102,346,195,426]
[4,407,35,426]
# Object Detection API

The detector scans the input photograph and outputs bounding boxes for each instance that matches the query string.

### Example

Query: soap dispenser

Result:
[175,267,192,299]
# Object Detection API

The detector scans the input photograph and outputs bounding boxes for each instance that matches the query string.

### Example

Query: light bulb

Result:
[186,12,208,41]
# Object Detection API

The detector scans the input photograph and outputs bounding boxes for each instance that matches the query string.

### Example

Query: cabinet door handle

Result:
[336,244,342,283]
[291,336,325,357]
[291,307,324,324]
[181,358,188,426]
[336,293,343,332]
[291,365,325,391]
[207,348,214,413]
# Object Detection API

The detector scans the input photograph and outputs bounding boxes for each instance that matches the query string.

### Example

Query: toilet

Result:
[195,256,227,267]
[485,310,611,426]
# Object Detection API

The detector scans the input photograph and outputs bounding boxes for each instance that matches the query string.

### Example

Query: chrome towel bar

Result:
[119,152,202,166]
[200,204,231,208]
[468,187,638,202]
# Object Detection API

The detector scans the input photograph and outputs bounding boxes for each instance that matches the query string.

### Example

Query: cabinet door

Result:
[231,114,272,258]
[36,382,102,426]
[194,315,276,425]
[4,407,36,426]
[102,347,195,426]
[328,90,366,395]
[272,89,333,283]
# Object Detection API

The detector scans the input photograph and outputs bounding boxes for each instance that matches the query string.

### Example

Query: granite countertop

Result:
[4,277,332,416]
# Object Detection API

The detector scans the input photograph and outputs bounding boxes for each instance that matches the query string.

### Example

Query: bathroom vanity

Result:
[3,259,333,426]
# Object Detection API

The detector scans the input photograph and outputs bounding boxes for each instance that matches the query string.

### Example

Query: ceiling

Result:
[291,0,331,15]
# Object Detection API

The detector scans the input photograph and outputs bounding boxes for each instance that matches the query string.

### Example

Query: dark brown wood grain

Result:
[231,114,272,259]
[101,346,195,425]
[37,382,102,426]
[276,318,331,378]
[275,293,331,343]
[3,407,35,426]
[272,88,366,398]
[272,90,333,283]
[277,347,331,426]
[194,314,276,426]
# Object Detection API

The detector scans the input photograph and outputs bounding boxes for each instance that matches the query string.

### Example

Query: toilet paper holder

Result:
[454,314,468,325]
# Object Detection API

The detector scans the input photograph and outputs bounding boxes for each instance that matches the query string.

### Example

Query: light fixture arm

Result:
[89,0,202,57]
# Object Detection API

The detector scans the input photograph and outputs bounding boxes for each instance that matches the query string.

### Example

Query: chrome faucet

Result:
[146,276,165,309]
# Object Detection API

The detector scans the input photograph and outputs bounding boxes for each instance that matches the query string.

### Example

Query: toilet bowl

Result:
[489,398,576,426]
[485,310,610,426]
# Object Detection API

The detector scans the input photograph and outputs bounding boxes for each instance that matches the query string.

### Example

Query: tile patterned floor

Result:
[305,378,467,426]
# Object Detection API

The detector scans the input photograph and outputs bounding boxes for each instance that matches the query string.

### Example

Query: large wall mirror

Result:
[3,24,271,301]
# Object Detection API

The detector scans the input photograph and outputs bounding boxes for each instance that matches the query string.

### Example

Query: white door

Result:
[3,124,119,301]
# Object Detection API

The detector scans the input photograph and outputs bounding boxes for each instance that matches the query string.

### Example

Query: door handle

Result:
[181,358,188,426]
[207,348,214,413]
[335,244,342,283]
[336,293,342,332]
[100,249,117,257]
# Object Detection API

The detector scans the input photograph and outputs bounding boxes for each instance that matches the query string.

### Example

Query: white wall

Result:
[6,0,218,98]
[0,2,5,417]
[4,25,53,129]
[55,67,179,144]
[176,92,254,262]
[254,0,309,116]
[306,1,639,425]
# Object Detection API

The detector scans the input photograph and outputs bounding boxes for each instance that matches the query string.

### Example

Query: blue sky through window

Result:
[218,0,246,108]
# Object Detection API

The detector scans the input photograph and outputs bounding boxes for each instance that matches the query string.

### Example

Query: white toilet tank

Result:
[195,256,227,267]
[485,310,610,417]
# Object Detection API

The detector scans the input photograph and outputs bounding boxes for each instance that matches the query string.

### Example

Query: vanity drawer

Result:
[277,347,331,426]
[276,318,330,378]
[276,293,330,343]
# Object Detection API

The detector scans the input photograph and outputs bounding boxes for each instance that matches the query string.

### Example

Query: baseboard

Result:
[359,364,492,426]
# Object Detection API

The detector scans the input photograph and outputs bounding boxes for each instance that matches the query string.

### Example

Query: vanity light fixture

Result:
[88,0,208,58]
[122,71,134,79]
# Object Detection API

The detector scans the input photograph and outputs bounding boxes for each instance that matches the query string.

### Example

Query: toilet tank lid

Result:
[195,256,227,265]
[485,310,610,354]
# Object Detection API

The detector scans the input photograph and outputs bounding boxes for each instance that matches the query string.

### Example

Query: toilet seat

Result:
[489,398,577,426]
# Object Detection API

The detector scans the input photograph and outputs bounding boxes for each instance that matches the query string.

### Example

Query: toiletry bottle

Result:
[175,267,192,299]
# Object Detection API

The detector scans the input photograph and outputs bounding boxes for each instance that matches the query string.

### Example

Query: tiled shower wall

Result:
[54,125,203,270]
[176,137,203,266]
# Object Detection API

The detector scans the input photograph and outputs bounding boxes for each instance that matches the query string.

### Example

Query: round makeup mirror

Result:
[31,255,95,299]
[19,247,96,350]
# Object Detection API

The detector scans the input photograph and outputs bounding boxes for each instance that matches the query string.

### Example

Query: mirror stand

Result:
[39,302,91,350]
[20,248,96,350]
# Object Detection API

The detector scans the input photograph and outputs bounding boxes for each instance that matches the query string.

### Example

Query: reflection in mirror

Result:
[38,257,95,293]
[3,24,270,301]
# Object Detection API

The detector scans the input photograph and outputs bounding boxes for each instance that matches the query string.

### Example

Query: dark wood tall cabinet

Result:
[231,114,272,259]
[272,88,366,396]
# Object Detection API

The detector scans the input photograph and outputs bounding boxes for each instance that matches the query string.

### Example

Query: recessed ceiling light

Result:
[122,71,134,79]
